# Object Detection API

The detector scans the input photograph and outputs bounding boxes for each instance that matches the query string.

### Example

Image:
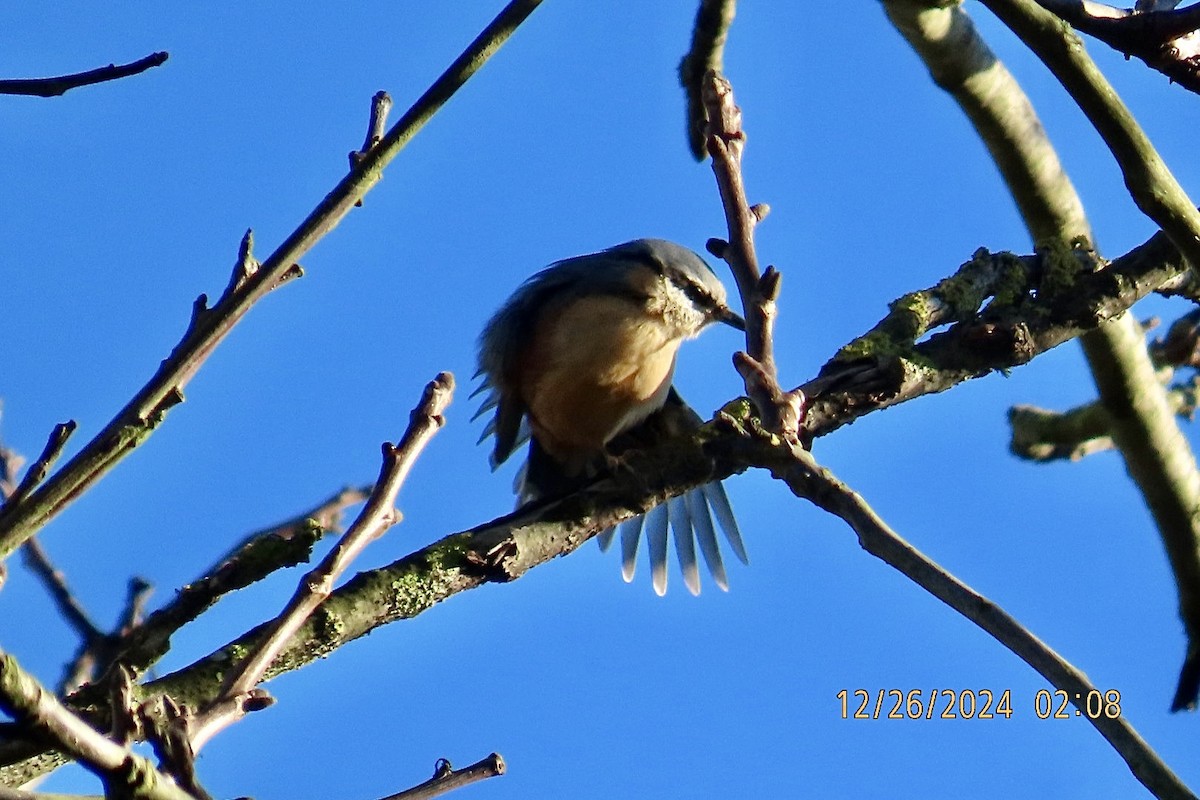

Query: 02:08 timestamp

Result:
[836,689,1123,720]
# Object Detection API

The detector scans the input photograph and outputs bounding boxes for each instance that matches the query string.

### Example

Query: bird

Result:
[472,238,749,595]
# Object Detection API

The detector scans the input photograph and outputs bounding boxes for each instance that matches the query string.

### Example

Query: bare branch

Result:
[981,0,1200,271]
[377,754,505,800]
[1035,0,1200,92]
[0,0,545,562]
[0,423,75,514]
[1009,312,1200,462]
[701,71,805,439]
[0,652,194,800]
[721,430,1197,800]
[885,0,1200,715]
[679,0,736,160]
[183,373,453,752]
[0,53,168,98]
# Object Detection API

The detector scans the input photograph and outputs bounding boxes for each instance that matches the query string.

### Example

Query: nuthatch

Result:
[473,238,749,595]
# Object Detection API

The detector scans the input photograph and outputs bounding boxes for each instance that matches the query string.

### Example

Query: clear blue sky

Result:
[4,3,1200,797]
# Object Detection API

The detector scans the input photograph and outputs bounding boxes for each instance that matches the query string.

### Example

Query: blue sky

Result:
[3,2,1200,797]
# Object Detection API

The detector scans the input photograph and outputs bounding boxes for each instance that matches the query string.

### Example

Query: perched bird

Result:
[473,238,748,595]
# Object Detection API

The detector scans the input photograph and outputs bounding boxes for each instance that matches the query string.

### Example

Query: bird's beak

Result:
[715,304,746,331]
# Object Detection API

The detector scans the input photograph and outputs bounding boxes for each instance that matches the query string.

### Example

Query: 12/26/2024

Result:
[837,688,1122,720]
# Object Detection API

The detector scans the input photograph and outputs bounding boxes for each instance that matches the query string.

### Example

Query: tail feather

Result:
[668,495,701,596]
[646,504,670,596]
[596,526,617,552]
[704,482,749,565]
[470,393,498,421]
[686,487,728,591]
[619,515,644,583]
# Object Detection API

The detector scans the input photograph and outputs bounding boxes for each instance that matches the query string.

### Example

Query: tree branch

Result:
[702,71,805,439]
[0,0,545,562]
[182,373,453,753]
[1034,0,1200,92]
[979,0,1200,713]
[377,754,505,800]
[981,0,1200,270]
[679,0,736,160]
[0,53,168,98]
[0,653,194,800]
[723,431,1197,800]
[884,0,1200,714]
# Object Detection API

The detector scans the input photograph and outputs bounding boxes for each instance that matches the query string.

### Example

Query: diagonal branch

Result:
[884,0,1200,714]
[0,0,544,562]
[981,0,1200,270]
[378,754,505,800]
[981,0,1200,714]
[0,53,168,98]
[182,373,453,753]
[1034,0,1200,92]
[724,431,1197,800]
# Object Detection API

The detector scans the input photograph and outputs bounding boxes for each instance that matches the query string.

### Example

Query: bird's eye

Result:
[671,271,718,312]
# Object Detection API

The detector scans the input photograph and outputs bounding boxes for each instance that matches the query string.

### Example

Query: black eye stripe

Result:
[664,266,720,311]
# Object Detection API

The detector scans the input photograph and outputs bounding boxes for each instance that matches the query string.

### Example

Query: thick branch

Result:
[977,0,1200,712]
[1035,0,1200,92]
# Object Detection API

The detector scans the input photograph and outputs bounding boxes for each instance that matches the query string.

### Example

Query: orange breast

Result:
[518,294,682,464]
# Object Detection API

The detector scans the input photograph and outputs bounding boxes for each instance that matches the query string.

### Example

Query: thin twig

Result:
[0,0,544,561]
[1,423,76,513]
[20,539,105,647]
[351,91,394,166]
[183,373,453,752]
[700,70,804,439]
[350,91,394,207]
[0,53,168,98]
[376,754,505,800]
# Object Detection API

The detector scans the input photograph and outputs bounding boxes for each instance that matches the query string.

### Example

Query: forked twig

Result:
[182,373,454,753]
